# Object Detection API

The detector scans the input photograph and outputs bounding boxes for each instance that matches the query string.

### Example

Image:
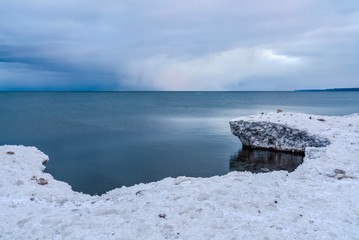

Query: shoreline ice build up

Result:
[1,112,358,239]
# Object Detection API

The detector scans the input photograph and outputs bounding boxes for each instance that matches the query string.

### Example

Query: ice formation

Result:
[230,118,330,152]
[1,112,358,239]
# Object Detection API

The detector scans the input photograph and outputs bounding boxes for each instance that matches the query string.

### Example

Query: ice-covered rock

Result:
[230,120,330,152]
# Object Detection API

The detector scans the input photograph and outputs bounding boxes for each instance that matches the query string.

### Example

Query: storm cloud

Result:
[0,0,358,90]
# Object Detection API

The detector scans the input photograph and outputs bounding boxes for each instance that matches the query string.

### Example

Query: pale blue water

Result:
[1,91,358,195]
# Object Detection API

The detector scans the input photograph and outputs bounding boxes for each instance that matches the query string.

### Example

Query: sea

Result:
[1,91,358,195]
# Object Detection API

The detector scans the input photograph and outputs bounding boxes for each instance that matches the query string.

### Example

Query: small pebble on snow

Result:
[37,178,48,185]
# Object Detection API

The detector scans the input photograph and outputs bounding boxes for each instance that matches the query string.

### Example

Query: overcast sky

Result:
[0,0,358,90]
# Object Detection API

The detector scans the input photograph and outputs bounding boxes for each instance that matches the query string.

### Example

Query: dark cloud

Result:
[0,43,120,90]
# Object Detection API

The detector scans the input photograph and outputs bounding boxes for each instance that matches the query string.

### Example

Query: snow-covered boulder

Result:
[230,116,330,152]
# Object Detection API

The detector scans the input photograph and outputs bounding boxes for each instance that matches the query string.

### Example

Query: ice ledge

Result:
[1,112,359,239]
[230,119,330,152]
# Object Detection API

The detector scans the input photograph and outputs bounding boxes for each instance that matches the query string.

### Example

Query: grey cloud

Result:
[0,0,358,90]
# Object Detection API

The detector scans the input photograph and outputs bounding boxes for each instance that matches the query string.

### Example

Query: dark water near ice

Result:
[230,147,304,173]
[1,91,358,195]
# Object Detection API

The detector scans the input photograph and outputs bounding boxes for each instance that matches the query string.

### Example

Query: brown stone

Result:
[334,169,346,175]
[37,178,48,185]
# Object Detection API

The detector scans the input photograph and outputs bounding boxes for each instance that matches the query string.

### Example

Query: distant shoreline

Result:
[295,88,359,92]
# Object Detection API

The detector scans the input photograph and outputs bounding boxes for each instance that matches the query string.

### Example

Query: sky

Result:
[0,0,358,91]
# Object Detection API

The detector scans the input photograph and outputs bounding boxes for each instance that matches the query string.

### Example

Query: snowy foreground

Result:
[1,112,359,240]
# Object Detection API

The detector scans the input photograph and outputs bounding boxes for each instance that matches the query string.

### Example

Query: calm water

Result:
[1,91,358,195]
[230,147,304,173]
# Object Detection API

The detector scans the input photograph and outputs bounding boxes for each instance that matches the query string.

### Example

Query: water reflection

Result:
[230,146,304,173]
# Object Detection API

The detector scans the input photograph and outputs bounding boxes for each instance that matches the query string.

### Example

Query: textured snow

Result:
[1,112,359,239]
[230,119,330,152]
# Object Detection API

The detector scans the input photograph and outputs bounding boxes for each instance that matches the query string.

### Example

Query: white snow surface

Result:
[1,112,359,240]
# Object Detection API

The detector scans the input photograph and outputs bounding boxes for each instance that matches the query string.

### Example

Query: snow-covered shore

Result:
[1,112,358,239]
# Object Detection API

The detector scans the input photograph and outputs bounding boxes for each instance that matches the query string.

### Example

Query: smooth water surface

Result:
[1,91,358,194]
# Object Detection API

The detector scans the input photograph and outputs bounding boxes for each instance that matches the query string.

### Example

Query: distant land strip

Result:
[295,88,359,92]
